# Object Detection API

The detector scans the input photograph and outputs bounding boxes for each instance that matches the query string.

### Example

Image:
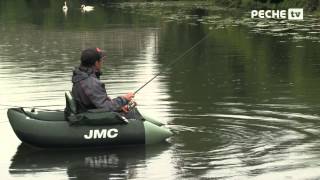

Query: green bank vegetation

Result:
[212,0,319,12]
[116,0,320,13]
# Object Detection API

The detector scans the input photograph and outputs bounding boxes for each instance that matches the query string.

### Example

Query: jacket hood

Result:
[72,66,97,83]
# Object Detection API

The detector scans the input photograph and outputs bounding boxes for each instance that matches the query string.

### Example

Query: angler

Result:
[72,48,135,114]
[5,33,211,147]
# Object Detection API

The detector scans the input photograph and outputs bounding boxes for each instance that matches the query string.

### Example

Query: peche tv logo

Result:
[251,9,303,20]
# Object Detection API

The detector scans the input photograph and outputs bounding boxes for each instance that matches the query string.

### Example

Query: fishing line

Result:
[134,33,211,94]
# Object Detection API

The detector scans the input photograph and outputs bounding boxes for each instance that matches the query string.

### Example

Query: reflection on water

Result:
[1,0,320,179]
[10,144,170,180]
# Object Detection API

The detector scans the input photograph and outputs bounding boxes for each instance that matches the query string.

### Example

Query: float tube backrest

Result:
[64,91,127,126]
[65,91,77,114]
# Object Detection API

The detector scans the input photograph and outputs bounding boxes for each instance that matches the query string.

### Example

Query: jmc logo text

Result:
[84,129,119,139]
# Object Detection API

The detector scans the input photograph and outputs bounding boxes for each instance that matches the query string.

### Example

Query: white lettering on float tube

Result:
[84,129,119,139]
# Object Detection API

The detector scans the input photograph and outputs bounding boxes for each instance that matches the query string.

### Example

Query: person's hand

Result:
[121,105,129,113]
[123,92,134,101]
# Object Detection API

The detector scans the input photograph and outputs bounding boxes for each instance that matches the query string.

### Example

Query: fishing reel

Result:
[121,99,137,113]
[127,99,137,111]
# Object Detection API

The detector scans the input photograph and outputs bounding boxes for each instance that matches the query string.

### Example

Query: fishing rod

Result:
[0,104,64,112]
[134,33,211,95]
[0,104,63,125]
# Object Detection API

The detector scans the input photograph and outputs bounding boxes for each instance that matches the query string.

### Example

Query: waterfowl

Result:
[62,1,68,12]
[81,4,94,12]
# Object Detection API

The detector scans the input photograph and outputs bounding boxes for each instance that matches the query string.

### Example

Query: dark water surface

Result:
[1,1,320,179]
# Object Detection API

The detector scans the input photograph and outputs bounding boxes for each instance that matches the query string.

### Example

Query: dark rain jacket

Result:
[71,66,128,113]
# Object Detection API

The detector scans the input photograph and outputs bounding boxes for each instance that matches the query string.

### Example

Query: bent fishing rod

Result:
[134,33,211,95]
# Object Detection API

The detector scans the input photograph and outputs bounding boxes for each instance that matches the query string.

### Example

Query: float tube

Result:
[7,92,173,148]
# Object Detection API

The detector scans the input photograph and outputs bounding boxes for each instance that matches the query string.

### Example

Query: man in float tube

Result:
[71,47,134,114]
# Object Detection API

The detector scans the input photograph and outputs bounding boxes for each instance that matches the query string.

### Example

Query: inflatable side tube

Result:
[141,113,166,126]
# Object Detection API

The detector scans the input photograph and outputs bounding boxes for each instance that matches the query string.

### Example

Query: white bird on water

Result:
[62,1,68,12]
[81,4,94,12]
